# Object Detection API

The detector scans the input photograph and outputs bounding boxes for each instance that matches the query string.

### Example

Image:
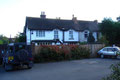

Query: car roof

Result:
[8,43,27,46]
[104,46,120,49]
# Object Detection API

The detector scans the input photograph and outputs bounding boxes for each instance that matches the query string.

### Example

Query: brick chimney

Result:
[72,14,78,24]
[40,12,46,19]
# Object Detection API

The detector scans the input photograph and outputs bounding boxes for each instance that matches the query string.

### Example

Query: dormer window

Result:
[54,30,59,39]
[69,30,74,40]
[84,30,89,38]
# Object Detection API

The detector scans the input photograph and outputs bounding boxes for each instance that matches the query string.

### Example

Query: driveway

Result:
[0,58,120,80]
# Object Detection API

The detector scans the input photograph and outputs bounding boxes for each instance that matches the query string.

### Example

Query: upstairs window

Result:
[54,30,59,39]
[84,31,89,38]
[36,30,45,37]
[69,30,73,40]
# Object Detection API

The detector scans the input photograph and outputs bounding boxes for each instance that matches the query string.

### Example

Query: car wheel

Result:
[117,55,120,59]
[101,54,104,58]
[114,55,117,59]
[4,64,13,71]
[27,64,32,69]
[27,62,33,69]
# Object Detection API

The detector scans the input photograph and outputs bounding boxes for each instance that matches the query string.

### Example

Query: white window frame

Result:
[84,30,89,38]
[36,30,45,37]
[54,30,59,39]
[69,30,74,40]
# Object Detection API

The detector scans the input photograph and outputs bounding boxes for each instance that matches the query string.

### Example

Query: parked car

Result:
[0,52,2,65]
[2,43,33,71]
[0,44,7,65]
[97,46,120,58]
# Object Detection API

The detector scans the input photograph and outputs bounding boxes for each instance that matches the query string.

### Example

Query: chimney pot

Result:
[40,11,46,19]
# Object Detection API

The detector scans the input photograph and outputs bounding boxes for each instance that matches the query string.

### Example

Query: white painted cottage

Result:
[24,12,100,45]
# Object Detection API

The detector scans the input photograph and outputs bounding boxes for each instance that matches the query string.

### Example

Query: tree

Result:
[0,40,3,44]
[0,35,9,44]
[98,35,109,45]
[100,18,120,44]
[15,33,26,42]
[87,32,95,43]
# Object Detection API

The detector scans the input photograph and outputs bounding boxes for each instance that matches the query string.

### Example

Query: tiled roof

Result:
[25,17,99,32]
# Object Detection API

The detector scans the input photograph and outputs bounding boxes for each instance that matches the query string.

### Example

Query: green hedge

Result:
[33,45,90,63]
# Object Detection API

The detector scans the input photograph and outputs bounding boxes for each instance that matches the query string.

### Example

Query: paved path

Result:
[0,58,120,80]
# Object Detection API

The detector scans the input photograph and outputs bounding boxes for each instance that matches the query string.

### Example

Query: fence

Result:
[79,44,105,57]
[32,44,105,57]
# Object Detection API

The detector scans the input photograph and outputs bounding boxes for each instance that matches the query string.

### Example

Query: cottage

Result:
[24,12,100,45]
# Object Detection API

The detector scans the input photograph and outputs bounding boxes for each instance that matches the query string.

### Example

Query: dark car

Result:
[0,52,2,64]
[2,43,33,71]
[0,44,7,65]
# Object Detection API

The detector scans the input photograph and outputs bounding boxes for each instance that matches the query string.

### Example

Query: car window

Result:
[113,48,119,51]
[103,48,107,51]
[107,48,118,52]
[15,45,25,52]
[107,48,113,51]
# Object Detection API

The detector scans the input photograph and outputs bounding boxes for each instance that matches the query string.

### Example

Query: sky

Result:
[0,0,120,38]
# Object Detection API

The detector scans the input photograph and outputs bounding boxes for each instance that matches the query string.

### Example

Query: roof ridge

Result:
[26,16,95,22]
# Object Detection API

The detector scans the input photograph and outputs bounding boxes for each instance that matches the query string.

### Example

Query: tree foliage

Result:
[100,18,120,44]
[15,33,26,43]
[103,63,120,80]
[98,35,109,45]
[0,35,9,44]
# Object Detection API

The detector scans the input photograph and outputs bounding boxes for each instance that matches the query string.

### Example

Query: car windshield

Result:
[9,46,14,53]
[115,47,120,52]
[15,45,25,52]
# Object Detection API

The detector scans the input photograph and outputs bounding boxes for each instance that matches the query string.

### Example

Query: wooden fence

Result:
[79,44,105,57]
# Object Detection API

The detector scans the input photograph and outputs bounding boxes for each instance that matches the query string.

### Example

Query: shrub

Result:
[71,46,90,59]
[103,63,120,80]
[33,45,90,63]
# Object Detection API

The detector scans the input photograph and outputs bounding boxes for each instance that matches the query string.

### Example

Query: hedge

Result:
[33,45,90,63]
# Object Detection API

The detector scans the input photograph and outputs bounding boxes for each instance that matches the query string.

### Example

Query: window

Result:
[69,30,73,39]
[84,31,89,38]
[31,30,33,34]
[103,48,107,51]
[108,48,118,52]
[107,48,113,51]
[36,31,38,37]
[54,30,58,39]
[36,30,45,37]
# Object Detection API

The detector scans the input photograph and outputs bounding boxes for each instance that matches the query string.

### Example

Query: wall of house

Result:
[26,27,31,45]
[79,32,85,42]
[31,30,53,40]
[79,30,90,42]
[26,27,98,44]
[27,29,63,42]
[64,29,79,42]
[79,31,98,42]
